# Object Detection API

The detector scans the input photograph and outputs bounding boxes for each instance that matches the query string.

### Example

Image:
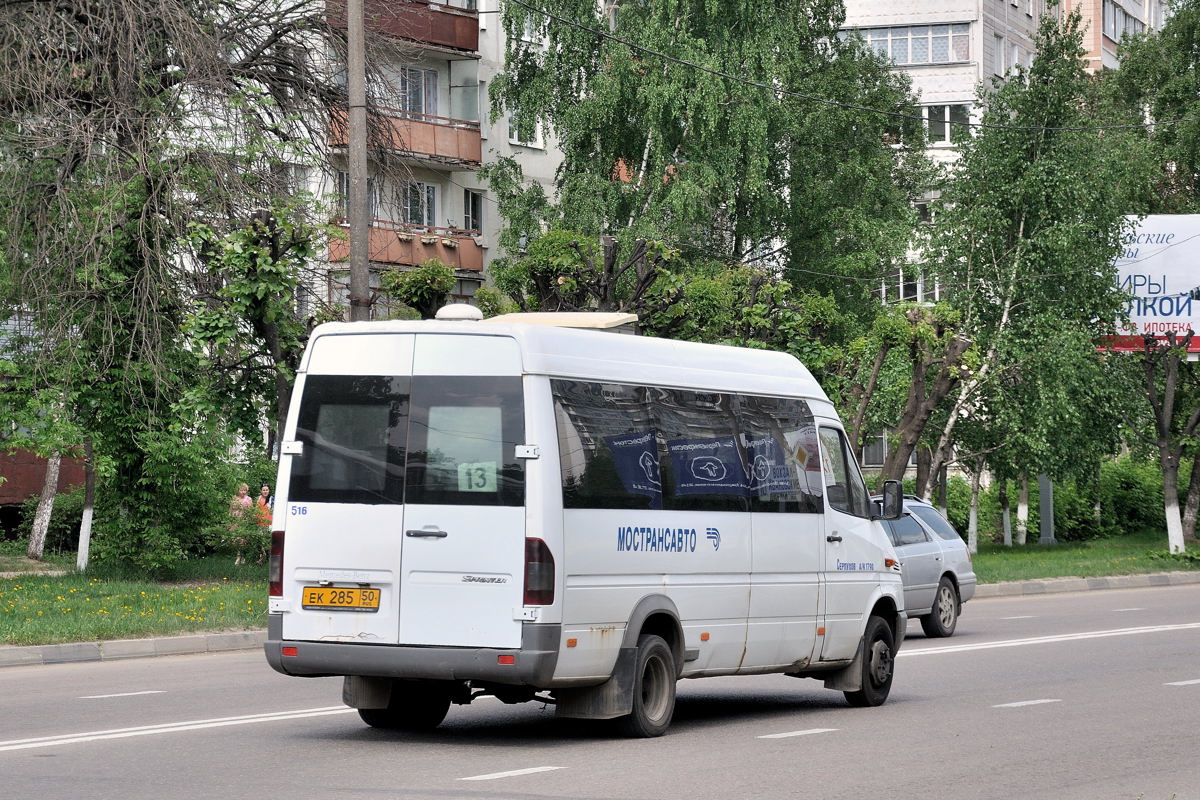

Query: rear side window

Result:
[885,515,929,547]
[553,379,823,513]
[287,375,524,506]
[288,375,409,504]
[910,505,963,541]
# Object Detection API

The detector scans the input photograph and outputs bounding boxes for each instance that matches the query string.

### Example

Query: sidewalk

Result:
[3,571,1199,669]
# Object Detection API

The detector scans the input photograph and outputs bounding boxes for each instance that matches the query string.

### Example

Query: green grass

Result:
[1,530,1197,648]
[0,552,267,647]
[972,528,1200,583]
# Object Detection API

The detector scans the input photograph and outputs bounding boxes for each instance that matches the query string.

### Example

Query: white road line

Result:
[999,615,1035,620]
[460,767,563,781]
[993,699,1062,708]
[758,728,838,739]
[1165,679,1200,686]
[0,707,356,752]
[1113,608,1145,612]
[900,622,1200,657]
[79,691,167,699]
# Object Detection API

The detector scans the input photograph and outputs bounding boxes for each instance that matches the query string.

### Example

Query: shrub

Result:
[1100,456,1164,534]
[17,488,87,553]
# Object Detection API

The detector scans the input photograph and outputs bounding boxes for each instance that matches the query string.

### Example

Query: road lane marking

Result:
[900,622,1200,657]
[758,728,838,739]
[461,767,563,781]
[993,699,1061,708]
[79,691,166,699]
[1165,679,1200,686]
[999,616,1035,620]
[0,706,356,752]
[1113,608,1145,612]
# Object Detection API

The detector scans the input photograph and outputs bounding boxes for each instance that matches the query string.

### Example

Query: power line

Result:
[507,0,1193,135]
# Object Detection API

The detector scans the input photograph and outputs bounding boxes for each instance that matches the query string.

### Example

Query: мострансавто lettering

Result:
[617,526,698,553]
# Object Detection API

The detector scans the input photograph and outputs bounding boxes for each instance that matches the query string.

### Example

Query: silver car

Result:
[878,497,977,637]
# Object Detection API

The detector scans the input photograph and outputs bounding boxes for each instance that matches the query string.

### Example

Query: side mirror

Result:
[877,480,903,520]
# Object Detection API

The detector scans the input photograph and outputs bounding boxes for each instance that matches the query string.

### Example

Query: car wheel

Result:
[920,577,959,638]
[844,615,895,708]
[357,680,451,731]
[617,634,677,737]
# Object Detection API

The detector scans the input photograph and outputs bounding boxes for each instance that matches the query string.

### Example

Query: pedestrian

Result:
[255,484,273,528]
[229,483,253,564]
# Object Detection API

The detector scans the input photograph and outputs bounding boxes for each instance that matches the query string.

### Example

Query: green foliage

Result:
[1114,0,1200,212]
[17,489,86,554]
[489,0,931,350]
[926,8,1158,489]
[379,259,456,319]
[185,210,319,445]
[1100,456,1166,533]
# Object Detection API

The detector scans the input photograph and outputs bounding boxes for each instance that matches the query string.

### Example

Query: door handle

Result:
[406,528,448,538]
[826,533,843,542]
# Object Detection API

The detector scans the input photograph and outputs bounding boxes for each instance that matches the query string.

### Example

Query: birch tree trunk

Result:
[1016,474,1029,545]
[77,438,96,572]
[27,452,61,560]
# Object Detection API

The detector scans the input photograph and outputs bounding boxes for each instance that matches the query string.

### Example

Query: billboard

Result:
[1110,214,1200,353]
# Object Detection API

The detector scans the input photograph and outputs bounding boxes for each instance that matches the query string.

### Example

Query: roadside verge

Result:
[4,570,1199,669]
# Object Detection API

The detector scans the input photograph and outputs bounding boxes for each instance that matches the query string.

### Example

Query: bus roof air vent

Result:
[435,303,484,322]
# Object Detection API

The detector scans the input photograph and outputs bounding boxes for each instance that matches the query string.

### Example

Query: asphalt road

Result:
[3,583,1198,800]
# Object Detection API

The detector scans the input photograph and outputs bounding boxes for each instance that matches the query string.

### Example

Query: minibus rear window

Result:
[404,376,525,507]
[288,375,524,507]
[288,375,409,505]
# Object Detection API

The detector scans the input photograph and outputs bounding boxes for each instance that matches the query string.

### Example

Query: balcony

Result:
[329,107,481,168]
[327,0,479,54]
[329,220,484,272]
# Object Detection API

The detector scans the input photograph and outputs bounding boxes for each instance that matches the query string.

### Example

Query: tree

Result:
[0,1,417,569]
[1109,0,1200,553]
[487,0,931,347]
[920,8,1155,506]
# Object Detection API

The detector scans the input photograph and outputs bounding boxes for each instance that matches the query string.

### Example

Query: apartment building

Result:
[1063,0,1164,71]
[321,0,560,316]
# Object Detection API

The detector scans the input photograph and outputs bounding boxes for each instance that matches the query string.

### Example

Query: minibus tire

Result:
[920,577,959,638]
[618,634,676,738]
[357,681,451,731]
[844,615,895,708]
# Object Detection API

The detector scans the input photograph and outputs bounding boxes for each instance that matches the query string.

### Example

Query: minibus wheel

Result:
[844,615,895,708]
[357,680,451,731]
[618,634,676,737]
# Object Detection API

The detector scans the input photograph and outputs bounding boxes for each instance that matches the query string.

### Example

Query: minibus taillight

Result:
[268,531,285,597]
[523,538,555,605]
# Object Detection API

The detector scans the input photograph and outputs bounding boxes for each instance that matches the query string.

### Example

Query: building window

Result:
[396,67,438,118]
[858,24,970,65]
[464,189,483,233]
[402,182,437,229]
[453,279,481,302]
[861,430,916,469]
[878,266,938,305]
[925,104,971,145]
[994,34,1006,75]
[506,109,545,149]
[336,171,376,222]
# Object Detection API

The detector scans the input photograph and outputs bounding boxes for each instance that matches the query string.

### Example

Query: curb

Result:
[3,571,1199,669]
[0,630,266,669]
[972,569,1200,598]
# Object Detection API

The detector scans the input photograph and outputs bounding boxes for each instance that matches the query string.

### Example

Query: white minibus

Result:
[264,306,905,737]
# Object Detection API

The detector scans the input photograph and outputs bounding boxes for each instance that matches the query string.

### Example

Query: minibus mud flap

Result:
[553,646,637,720]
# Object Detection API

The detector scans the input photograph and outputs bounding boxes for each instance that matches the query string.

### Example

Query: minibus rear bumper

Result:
[263,614,560,686]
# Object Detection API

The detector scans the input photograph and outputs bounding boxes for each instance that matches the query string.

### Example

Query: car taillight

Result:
[523,537,554,605]
[268,531,284,597]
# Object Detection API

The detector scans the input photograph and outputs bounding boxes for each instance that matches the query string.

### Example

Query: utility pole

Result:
[347,0,371,321]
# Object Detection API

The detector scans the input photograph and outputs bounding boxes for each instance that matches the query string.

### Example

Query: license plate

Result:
[301,586,381,612]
